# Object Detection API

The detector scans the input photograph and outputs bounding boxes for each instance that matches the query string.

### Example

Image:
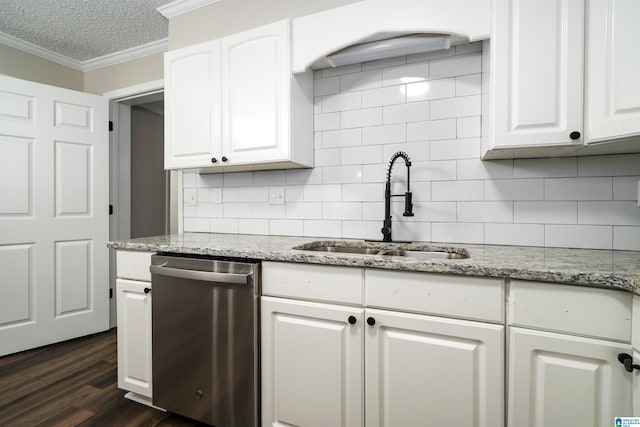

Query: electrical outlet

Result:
[269,186,285,205]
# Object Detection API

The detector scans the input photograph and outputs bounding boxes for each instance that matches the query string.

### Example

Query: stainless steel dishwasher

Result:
[150,254,260,427]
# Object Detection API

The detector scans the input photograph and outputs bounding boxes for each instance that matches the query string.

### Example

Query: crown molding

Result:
[0,31,83,71]
[0,31,167,72]
[157,0,221,19]
[81,38,168,71]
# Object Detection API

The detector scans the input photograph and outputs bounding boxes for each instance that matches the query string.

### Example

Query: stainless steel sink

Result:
[379,249,468,259]
[292,241,469,259]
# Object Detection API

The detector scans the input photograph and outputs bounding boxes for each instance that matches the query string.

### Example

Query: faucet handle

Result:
[403,192,414,217]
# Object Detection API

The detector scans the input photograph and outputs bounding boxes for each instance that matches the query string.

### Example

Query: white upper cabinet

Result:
[164,40,221,169]
[487,0,585,155]
[164,20,313,172]
[586,0,640,143]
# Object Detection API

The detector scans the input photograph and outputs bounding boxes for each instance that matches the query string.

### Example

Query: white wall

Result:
[182,42,640,250]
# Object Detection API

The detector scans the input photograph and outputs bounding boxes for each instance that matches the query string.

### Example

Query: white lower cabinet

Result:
[261,297,364,427]
[261,262,504,427]
[116,278,153,399]
[365,308,503,427]
[115,250,155,407]
[508,327,631,426]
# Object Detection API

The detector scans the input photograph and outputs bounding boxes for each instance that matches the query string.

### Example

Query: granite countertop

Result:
[108,232,640,295]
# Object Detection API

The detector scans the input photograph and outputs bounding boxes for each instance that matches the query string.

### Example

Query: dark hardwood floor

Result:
[0,329,208,427]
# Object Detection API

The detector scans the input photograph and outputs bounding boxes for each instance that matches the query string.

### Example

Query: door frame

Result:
[104,79,182,328]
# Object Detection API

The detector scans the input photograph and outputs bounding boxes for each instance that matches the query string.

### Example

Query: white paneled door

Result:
[0,75,109,356]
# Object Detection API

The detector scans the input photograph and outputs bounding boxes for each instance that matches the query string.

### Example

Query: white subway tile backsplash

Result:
[545,225,613,249]
[343,183,383,202]
[304,220,342,238]
[407,119,457,141]
[458,201,513,223]
[314,76,340,96]
[457,159,513,180]
[455,74,482,96]
[430,138,480,160]
[578,154,640,177]
[270,219,304,236]
[432,222,484,244]
[382,62,429,86]
[484,179,543,201]
[341,69,382,92]
[430,95,481,120]
[321,165,362,184]
[513,157,577,178]
[323,202,362,220]
[341,107,383,128]
[362,124,406,145]
[184,218,210,233]
[303,184,342,202]
[578,201,640,225]
[342,145,383,165]
[406,78,456,102]
[514,202,576,224]
[182,44,640,251]
[210,218,238,233]
[412,160,457,181]
[321,91,362,112]
[286,202,322,219]
[383,102,429,124]
[341,221,382,240]
[239,218,269,235]
[613,176,640,200]
[486,224,545,246]
[613,226,640,250]
[432,180,483,201]
[456,117,481,138]
[362,86,406,108]
[321,128,361,148]
[315,112,341,131]
[545,177,612,201]
[430,52,481,79]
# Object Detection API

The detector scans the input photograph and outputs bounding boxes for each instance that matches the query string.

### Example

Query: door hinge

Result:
[109,204,113,215]
[109,120,113,131]
[109,288,113,299]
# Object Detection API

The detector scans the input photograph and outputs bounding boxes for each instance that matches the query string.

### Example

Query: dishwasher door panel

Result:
[151,257,258,427]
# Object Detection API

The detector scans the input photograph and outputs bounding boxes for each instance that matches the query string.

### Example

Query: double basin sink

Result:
[292,241,470,260]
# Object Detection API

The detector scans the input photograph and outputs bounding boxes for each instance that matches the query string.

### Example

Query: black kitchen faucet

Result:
[381,151,414,242]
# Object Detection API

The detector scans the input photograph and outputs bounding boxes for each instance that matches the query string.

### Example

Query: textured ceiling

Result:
[0,0,173,61]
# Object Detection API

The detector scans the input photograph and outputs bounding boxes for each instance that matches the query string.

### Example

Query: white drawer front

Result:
[509,280,632,342]
[116,250,154,282]
[262,261,363,305]
[365,270,504,322]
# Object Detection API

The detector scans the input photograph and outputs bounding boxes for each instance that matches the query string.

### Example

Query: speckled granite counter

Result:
[108,233,640,295]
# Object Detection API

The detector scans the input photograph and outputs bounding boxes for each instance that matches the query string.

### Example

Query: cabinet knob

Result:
[144,287,151,294]
[195,390,203,399]
[618,353,640,372]
[221,156,228,162]
[348,315,357,325]
[211,157,217,164]
[569,131,581,140]
[366,317,376,326]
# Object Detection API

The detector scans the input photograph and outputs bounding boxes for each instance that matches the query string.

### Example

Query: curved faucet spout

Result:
[382,151,414,242]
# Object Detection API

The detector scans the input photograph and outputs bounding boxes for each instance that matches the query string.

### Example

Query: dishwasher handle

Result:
[150,264,252,285]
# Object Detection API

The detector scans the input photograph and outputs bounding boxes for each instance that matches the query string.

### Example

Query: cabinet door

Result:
[221,20,290,165]
[116,279,153,398]
[261,297,363,427]
[509,327,632,426]
[491,0,584,149]
[586,0,640,142]
[365,308,504,427]
[164,40,221,169]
